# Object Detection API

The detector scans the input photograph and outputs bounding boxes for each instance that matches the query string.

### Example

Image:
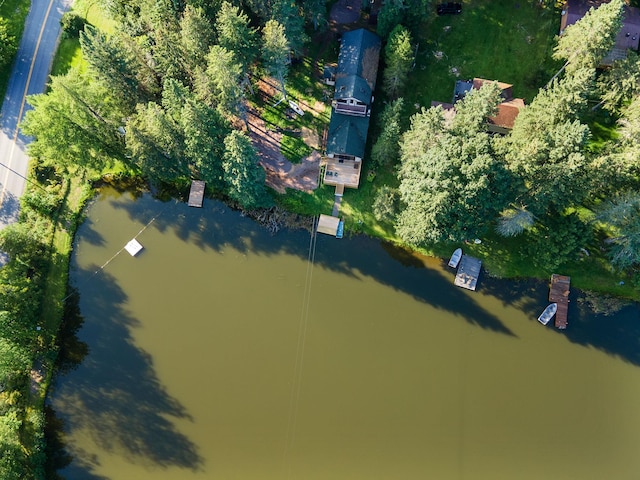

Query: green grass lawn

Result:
[50,0,116,77]
[0,0,31,102]
[405,0,562,108]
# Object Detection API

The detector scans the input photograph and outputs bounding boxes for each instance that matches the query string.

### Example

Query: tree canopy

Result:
[396,86,512,245]
[553,0,623,75]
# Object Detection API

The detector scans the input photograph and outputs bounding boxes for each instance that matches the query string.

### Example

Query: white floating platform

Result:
[125,239,144,256]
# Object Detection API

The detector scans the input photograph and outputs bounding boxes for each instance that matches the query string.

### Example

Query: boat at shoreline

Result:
[537,303,557,325]
[448,248,462,268]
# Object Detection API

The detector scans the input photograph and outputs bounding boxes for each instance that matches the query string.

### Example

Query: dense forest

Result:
[1,0,640,477]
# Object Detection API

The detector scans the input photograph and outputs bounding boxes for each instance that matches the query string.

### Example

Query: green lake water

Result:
[49,188,640,479]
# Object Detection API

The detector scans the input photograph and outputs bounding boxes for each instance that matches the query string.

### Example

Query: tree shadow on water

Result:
[50,269,204,477]
[561,292,640,367]
[96,188,640,361]
[105,190,516,336]
[467,266,640,368]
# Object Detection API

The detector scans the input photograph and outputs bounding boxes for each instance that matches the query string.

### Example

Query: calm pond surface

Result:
[49,188,640,479]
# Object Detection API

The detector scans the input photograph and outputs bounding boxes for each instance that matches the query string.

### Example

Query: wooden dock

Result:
[188,180,206,207]
[549,274,570,329]
[454,255,482,291]
[317,214,341,237]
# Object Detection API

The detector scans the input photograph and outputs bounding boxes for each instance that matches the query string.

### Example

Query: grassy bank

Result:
[50,0,116,77]
[0,0,31,102]
[18,167,97,478]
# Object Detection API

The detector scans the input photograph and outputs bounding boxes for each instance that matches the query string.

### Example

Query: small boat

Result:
[537,303,557,325]
[448,248,462,268]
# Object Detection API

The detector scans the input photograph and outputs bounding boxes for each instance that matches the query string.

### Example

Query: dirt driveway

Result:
[248,80,324,194]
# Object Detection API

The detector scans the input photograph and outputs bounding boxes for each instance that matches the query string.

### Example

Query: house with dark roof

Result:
[433,78,525,134]
[332,28,381,117]
[323,28,381,189]
[326,113,370,163]
[560,0,640,65]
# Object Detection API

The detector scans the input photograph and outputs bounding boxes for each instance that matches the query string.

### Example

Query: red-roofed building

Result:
[433,78,525,134]
[472,78,514,100]
[488,98,525,134]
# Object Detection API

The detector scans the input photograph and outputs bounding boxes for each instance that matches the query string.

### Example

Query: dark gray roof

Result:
[326,113,371,159]
[336,28,381,92]
[334,75,372,103]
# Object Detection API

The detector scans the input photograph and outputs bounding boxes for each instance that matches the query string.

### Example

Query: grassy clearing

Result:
[0,0,30,101]
[255,37,335,164]
[276,183,335,215]
[405,0,561,108]
[50,0,116,77]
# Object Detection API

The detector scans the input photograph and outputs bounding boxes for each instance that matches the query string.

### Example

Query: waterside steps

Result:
[454,255,482,291]
[549,274,570,329]
[188,180,206,207]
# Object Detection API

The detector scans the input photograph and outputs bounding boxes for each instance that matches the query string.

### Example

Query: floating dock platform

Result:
[125,239,143,257]
[455,255,482,291]
[549,274,570,329]
[317,214,342,237]
[188,180,206,207]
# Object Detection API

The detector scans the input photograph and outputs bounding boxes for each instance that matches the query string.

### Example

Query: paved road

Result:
[0,0,72,229]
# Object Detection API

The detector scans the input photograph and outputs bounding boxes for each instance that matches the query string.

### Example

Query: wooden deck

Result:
[549,274,570,329]
[323,158,362,188]
[188,180,205,207]
[317,214,341,236]
[454,255,482,291]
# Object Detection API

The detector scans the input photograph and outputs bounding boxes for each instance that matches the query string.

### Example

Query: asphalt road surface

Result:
[0,0,72,230]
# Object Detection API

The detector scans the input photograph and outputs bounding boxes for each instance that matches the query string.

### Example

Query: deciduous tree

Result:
[0,17,17,69]
[373,185,398,222]
[22,71,128,171]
